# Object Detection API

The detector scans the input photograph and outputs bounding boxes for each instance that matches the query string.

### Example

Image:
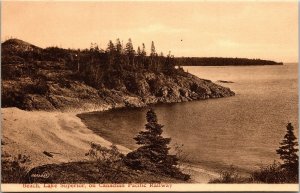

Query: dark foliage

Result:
[3,39,178,90]
[84,142,127,182]
[22,143,185,184]
[209,165,248,183]
[210,162,298,184]
[276,123,299,180]
[124,109,190,181]
[175,57,283,66]
[1,154,30,183]
[1,38,236,110]
[250,161,297,183]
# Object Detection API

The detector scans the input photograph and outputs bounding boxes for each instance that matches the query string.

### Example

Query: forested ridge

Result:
[1,38,234,110]
[174,57,283,66]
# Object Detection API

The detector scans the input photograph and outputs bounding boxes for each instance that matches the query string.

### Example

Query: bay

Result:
[78,63,298,176]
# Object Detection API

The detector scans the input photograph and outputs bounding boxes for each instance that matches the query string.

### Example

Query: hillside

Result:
[2,38,42,53]
[174,57,283,66]
[1,39,235,111]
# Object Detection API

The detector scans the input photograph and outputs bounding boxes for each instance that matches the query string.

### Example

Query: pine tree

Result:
[137,46,141,56]
[133,108,171,163]
[106,40,115,53]
[114,38,124,69]
[125,38,135,66]
[125,38,134,55]
[115,38,123,55]
[125,109,190,180]
[150,41,156,57]
[141,43,147,69]
[276,123,299,175]
[149,41,156,69]
[106,40,115,68]
[141,43,146,56]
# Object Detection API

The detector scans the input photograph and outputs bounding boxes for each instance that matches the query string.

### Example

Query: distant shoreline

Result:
[174,57,283,66]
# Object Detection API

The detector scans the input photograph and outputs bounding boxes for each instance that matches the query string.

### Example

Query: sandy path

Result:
[1,107,129,169]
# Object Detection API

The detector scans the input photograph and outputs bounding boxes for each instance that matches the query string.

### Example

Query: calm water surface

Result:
[79,64,298,174]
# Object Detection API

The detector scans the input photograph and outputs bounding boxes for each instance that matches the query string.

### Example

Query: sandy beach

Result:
[1,108,129,168]
[1,107,217,183]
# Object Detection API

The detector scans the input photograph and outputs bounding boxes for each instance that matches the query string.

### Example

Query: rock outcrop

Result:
[1,39,235,111]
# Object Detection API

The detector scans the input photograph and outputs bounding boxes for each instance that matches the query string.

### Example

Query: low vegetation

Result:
[84,143,126,183]
[209,165,248,183]
[250,161,295,183]
[1,153,31,183]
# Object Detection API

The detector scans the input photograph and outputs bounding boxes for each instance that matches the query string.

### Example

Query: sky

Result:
[1,1,298,62]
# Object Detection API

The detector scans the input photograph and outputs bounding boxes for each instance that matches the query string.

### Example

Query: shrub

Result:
[209,165,248,183]
[85,142,125,182]
[1,55,25,64]
[85,142,124,165]
[250,161,292,183]
[1,154,31,183]
[22,79,49,95]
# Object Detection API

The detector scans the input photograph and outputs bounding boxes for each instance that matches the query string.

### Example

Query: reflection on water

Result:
[78,64,298,174]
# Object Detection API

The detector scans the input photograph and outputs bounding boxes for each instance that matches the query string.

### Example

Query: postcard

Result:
[1,0,298,192]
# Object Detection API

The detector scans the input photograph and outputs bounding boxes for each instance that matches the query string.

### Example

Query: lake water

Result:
[78,64,298,177]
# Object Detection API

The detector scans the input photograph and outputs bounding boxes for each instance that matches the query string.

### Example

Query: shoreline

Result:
[1,106,218,183]
[1,107,130,168]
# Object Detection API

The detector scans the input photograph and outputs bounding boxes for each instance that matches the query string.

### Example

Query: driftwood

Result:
[217,80,234,83]
[43,151,54,158]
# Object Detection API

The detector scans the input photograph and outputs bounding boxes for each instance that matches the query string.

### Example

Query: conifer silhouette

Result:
[276,123,298,177]
[125,108,190,180]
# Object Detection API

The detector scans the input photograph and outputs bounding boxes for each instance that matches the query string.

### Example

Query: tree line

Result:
[76,39,178,88]
[2,38,180,89]
[174,57,283,66]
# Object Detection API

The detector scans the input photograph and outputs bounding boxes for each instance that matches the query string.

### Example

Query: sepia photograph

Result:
[1,0,299,192]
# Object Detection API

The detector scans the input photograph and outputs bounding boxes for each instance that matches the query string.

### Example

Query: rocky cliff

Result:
[1,39,235,111]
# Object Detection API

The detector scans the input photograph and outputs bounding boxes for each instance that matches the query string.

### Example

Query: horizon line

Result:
[2,37,294,63]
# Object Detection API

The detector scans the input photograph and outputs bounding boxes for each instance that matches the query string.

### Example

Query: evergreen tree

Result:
[106,40,115,53]
[141,43,146,56]
[114,38,124,68]
[134,109,171,159]
[115,38,123,55]
[150,41,156,57]
[141,43,147,69]
[90,42,99,52]
[164,50,175,73]
[150,41,156,69]
[106,40,115,68]
[276,123,299,175]
[125,109,190,180]
[137,46,141,56]
[125,38,135,66]
[125,38,134,55]
[136,46,142,68]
